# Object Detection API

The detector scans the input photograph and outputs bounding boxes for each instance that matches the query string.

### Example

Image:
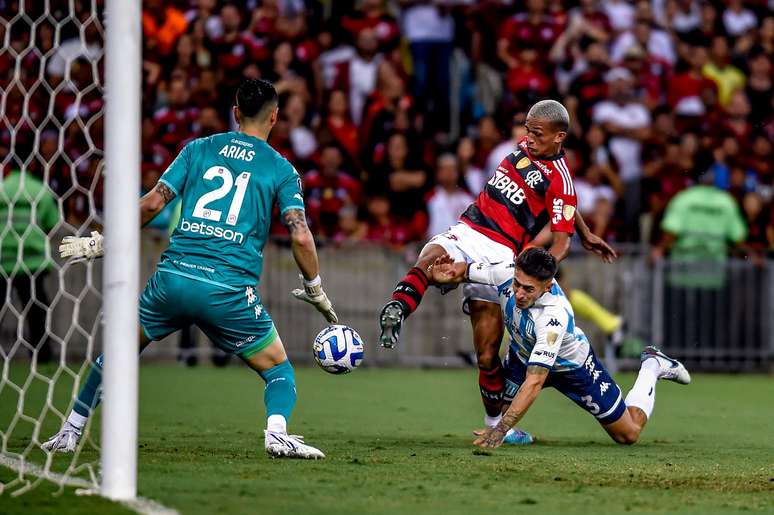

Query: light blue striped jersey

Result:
[469,262,591,372]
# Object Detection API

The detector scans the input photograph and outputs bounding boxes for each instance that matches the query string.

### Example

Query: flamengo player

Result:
[379,100,617,437]
[43,79,336,459]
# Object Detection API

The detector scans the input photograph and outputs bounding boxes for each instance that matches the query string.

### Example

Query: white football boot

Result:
[264,430,325,459]
[641,346,691,385]
[41,421,82,453]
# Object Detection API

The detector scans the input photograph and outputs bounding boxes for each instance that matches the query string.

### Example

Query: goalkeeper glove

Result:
[291,275,338,324]
[59,231,104,262]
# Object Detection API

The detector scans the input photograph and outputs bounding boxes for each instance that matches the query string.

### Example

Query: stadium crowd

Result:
[2,0,774,258]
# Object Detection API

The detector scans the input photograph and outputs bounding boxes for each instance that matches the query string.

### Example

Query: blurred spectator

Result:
[722,0,758,37]
[364,194,415,249]
[457,137,487,196]
[611,13,676,66]
[564,40,612,134]
[426,154,474,237]
[702,36,745,107]
[718,90,753,143]
[486,114,527,178]
[334,27,382,125]
[740,192,770,261]
[473,115,502,171]
[318,89,359,166]
[602,0,636,33]
[184,0,223,41]
[653,172,747,269]
[342,0,400,50]
[361,65,413,165]
[211,4,267,91]
[745,49,773,127]
[143,0,188,57]
[592,67,651,228]
[284,93,317,160]
[369,132,428,223]
[620,44,670,109]
[667,44,717,117]
[664,0,701,35]
[46,19,102,80]
[0,168,60,363]
[304,144,362,238]
[153,78,200,152]
[332,204,367,245]
[401,1,454,134]
[505,42,553,109]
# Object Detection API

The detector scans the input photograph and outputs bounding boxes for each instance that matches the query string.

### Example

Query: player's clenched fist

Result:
[291,275,338,323]
[59,231,104,261]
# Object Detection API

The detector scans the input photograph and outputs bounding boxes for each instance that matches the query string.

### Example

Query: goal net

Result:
[0,0,107,496]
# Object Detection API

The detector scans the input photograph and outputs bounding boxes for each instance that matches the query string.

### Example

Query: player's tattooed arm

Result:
[283,208,308,235]
[473,365,548,449]
[283,208,320,281]
[140,182,177,227]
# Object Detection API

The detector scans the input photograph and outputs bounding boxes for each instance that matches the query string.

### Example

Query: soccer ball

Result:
[313,325,364,374]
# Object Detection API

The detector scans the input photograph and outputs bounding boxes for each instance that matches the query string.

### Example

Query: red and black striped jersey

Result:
[460,137,577,254]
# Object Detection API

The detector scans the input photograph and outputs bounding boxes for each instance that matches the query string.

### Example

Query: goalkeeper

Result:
[44,79,336,459]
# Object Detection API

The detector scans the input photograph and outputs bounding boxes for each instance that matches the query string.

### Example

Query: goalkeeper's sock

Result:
[72,355,104,423]
[568,289,621,335]
[624,358,660,419]
[391,267,429,318]
[260,360,296,431]
[478,359,505,417]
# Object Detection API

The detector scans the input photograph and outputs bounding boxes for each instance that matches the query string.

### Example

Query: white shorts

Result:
[425,222,515,305]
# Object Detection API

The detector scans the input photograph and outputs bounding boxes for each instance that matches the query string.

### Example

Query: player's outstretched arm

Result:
[428,256,515,287]
[140,182,176,227]
[574,212,618,263]
[427,255,467,284]
[60,181,177,262]
[473,365,548,449]
[285,208,338,323]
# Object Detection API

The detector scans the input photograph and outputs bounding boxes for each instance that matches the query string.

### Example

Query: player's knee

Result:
[476,346,500,369]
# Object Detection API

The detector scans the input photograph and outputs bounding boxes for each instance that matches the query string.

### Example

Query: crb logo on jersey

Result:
[488,168,527,205]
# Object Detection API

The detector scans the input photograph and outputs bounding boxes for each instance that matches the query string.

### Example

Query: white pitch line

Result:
[0,455,179,515]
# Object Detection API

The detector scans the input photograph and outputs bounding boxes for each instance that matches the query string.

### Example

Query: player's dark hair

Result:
[516,248,557,282]
[235,79,278,121]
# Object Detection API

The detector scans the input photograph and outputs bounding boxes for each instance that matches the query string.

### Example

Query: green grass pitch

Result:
[1,365,772,514]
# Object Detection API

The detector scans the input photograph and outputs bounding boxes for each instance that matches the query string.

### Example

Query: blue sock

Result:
[73,354,104,417]
[259,360,296,427]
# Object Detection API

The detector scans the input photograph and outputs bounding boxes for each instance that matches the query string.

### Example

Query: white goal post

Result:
[0,0,141,503]
[101,0,141,501]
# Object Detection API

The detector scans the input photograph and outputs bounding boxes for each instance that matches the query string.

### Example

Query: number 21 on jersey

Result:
[192,166,250,226]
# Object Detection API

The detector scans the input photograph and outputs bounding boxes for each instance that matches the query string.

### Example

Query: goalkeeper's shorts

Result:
[139,270,277,359]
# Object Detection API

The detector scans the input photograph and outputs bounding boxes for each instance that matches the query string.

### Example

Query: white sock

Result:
[484,414,501,428]
[267,414,287,434]
[624,359,660,419]
[67,411,88,430]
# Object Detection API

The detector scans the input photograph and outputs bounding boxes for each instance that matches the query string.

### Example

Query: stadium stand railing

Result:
[4,234,771,373]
